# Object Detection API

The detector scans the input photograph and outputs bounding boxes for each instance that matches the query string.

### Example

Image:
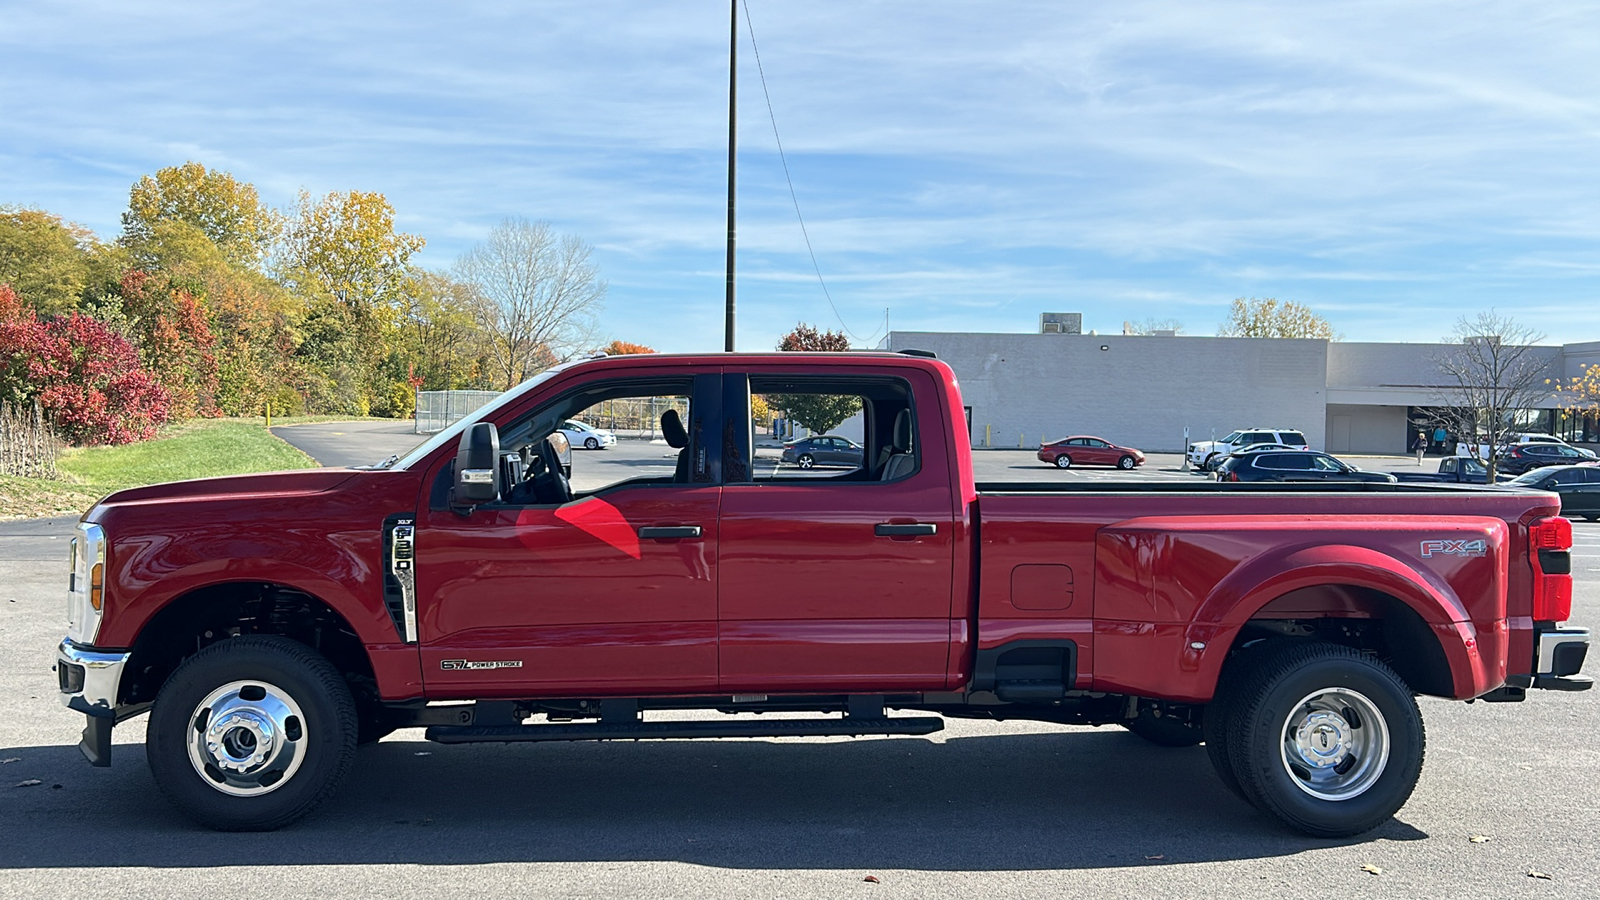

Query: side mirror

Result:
[453,422,501,509]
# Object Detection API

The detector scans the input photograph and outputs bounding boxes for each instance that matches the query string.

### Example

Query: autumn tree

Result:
[454,218,606,389]
[1218,297,1338,340]
[0,208,96,315]
[769,323,861,434]
[1428,311,1553,483]
[0,285,171,444]
[601,340,656,355]
[395,269,493,391]
[121,162,281,270]
[114,270,220,418]
[281,190,425,415]
[1555,362,1600,442]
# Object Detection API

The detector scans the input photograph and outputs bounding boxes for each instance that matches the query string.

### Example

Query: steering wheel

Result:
[529,437,573,505]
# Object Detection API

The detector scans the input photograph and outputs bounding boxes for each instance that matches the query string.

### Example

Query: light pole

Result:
[724,0,737,351]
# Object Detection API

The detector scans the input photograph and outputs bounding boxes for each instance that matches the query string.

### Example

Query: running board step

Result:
[425,716,945,744]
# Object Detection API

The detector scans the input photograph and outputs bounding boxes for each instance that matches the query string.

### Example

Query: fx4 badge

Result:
[1420,539,1487,558]
[440,659,524,671]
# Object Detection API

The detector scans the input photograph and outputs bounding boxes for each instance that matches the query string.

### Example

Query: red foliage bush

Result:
[0,284,172,444]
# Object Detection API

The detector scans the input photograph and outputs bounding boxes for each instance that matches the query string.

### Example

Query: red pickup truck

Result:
[58,351,1589,836]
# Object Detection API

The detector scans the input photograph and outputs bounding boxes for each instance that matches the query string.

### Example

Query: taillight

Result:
[1228,470,1241,482]
[1530,516,1573,622]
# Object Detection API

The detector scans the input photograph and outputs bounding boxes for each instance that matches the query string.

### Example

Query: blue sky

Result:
[3,1,1598,351]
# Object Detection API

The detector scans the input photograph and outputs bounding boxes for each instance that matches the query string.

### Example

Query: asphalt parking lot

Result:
[2,425,1595,898]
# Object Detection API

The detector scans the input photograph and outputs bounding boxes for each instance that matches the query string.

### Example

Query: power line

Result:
[741,0,885,347]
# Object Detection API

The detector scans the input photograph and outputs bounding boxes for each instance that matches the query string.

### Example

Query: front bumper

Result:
[57,639,133,767]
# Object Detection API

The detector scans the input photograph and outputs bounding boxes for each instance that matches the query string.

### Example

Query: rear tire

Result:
[1055,455,1072,469]
[1223,641,1424,837]
[1117,456,1136,470]
[147,636,357,831]
[797,454,815,469]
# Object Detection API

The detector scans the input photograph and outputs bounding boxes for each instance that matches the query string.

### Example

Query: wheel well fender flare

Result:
[1185,543,1474,698]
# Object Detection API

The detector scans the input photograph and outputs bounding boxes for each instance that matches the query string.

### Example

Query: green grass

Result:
[58,418,318,495]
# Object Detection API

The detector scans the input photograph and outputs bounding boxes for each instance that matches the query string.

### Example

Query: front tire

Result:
[584,437,599,450]
[1117,456,1136,470]
[147,636,357,831]
[1054,455,1072,469]
[1223,642,1424,837]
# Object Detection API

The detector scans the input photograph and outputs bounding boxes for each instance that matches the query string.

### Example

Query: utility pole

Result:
[724,0,737,352]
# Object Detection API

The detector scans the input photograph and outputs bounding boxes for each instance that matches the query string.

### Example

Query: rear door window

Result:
[1259,453,1312,470]
[1279,432,1308,445]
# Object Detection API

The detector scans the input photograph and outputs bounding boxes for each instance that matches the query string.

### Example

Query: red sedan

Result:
[1037,435,1146,470]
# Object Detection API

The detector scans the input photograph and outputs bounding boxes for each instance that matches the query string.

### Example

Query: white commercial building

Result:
[883,326,1600,455]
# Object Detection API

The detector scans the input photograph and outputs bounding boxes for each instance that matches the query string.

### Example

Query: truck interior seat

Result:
[662,409,690,482]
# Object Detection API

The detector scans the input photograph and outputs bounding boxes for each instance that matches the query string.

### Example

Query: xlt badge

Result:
[440,659,524,671]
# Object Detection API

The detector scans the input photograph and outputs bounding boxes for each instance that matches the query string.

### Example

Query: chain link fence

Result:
[414,390,501,434]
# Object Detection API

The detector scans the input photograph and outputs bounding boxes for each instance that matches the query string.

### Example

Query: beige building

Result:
[883,326,1598,454]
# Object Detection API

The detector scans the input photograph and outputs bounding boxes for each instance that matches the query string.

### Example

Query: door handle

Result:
[875,523,937,537]
[638,526,703,539]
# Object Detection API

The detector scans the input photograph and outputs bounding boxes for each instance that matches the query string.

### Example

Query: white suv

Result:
[1188,428,1310,471]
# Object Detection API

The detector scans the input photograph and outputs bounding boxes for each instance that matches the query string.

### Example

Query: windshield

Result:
[393,367,569,470]
[1222,431,1244,443]
[1507,469,1549,485]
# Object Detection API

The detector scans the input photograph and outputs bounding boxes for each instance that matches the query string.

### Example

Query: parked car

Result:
[56,351,1587,840]
[1507,465,1600,521]
[781,434,864,469]
[1187,428,1309,470]
[1217,450,1398,483]
[1203,442,1298,472]
[558,420,617,450]
[1455,432,1575,459]
[1496,442,1596,476]
[1037,436,1145,470]
[1393,457,1488,484]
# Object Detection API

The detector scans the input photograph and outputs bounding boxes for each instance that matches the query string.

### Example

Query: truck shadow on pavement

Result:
[0,728,1426,870]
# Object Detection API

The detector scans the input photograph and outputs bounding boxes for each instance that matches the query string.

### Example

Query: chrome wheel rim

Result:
[797,456,813,468]
[186,680,308,797]
[1055,456,1071,468]
[1279,688,1389,801]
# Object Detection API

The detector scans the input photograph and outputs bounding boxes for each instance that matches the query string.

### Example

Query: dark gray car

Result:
[780,435,865,469]
[1508,465,1600,521]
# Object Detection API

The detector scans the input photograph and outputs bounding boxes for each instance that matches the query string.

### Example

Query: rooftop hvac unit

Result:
[1039,312,1082,335]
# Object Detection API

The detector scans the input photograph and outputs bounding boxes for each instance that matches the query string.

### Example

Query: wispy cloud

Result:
[2,1,1597,349]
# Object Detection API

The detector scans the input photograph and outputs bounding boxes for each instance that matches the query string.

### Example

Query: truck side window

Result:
[495,378,697,502]
[747,374,918,483]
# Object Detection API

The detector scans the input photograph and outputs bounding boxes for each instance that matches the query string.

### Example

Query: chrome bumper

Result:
[57,639,130,716]
[1533,626,1591,691]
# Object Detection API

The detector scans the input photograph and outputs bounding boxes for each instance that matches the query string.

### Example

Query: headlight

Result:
[66,522,106,644]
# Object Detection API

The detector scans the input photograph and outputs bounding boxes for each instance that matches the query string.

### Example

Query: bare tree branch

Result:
[453,218,606,389]
[1427,310,1552,483]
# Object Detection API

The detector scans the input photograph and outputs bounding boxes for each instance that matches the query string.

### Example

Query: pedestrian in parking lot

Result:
[1412,429,1427,465]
